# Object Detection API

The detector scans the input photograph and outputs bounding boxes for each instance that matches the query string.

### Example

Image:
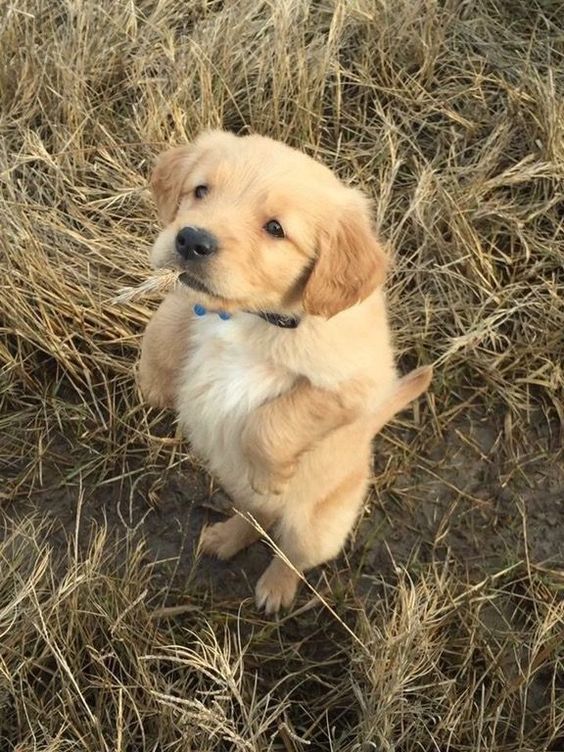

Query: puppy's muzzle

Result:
[175,226,218,261]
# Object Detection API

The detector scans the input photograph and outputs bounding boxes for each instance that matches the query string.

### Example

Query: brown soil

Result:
[6,408,562,607]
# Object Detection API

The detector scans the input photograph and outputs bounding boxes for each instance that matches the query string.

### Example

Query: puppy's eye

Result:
[194,185,208,199]
[264,219,285,238]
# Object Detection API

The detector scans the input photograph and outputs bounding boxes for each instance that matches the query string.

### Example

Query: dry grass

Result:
[1,0,563,749]
[1,516,563,750]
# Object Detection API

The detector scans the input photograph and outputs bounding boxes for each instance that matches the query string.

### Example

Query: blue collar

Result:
[193,304,300,329]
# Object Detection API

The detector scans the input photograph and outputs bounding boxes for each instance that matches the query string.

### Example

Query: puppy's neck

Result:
[192,303,301,329]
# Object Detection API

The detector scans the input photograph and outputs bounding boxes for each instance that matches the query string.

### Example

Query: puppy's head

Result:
[150,130,387,317]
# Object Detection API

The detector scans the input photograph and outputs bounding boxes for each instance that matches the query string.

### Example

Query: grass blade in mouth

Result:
[112,270,180,304]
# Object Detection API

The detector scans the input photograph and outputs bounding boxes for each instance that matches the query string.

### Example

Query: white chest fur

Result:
[176,315,296,482]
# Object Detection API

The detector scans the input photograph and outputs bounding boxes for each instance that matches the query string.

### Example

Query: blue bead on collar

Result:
[193,304,231,320]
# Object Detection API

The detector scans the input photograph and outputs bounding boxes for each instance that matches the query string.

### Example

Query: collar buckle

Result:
[256,312,300,329]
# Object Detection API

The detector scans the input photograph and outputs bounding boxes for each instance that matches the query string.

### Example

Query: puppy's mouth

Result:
[178,271,217,296]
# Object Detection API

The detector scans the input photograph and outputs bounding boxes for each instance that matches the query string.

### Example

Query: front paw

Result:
[242,413,297,495]
[199,521,241,560]
[256,558,300,615]
[247,458,296,496]
[136,362,176,410]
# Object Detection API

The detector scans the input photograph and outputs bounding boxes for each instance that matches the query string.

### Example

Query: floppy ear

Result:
[303,190,388,318]
[150,145,196,224]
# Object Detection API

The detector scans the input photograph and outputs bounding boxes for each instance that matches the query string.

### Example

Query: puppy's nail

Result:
[255,590,267,611]
[264,600,279,616]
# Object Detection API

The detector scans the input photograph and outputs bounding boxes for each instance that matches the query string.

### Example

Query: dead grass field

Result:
[1,0,563,749]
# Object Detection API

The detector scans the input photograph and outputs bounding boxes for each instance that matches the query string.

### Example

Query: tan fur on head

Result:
[151,130,236,224]
[303,190,388,318]
[148,130,385,318]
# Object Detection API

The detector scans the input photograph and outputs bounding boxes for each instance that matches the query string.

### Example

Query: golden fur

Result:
[139,130,432,614]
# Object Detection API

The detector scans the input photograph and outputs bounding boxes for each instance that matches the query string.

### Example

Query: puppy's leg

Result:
[256,471,368,614]
[243,367,432,497]
[200,511,273,561]
[138,290,193,409]
[242,378,367,496]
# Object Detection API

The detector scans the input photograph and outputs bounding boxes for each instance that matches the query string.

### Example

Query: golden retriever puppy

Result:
[139,130,431,614]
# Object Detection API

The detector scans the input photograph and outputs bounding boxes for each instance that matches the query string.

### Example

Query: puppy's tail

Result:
[370,366,433,436]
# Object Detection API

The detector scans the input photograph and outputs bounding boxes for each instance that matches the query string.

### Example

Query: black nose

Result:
[175,226,218,260]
